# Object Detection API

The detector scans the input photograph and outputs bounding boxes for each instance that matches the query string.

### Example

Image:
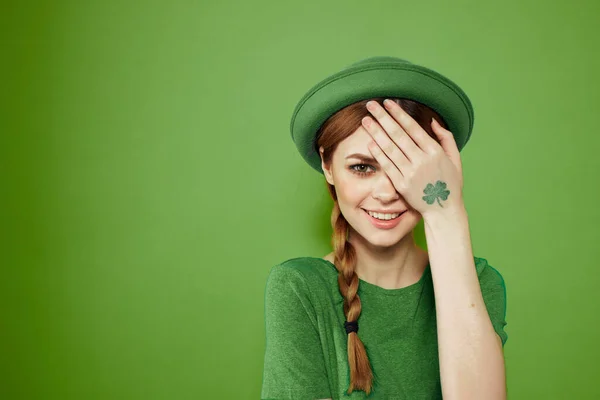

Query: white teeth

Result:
[367,210,400,220]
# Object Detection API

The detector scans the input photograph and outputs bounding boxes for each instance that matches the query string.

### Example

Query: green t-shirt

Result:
[261,256,508,400]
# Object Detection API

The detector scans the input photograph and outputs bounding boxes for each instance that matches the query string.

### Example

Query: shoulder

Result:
[264,257,337,326]
[474,256,507,292]
[474,256,504,277]
[268,256,337,284]
[474,256,509,346]
[265,257,338,302]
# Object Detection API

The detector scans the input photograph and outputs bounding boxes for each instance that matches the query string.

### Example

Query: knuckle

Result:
[429,146,442,157]
[399,135,414,149]
[383,142,396,155]
[401,117,415,130]
[403,167,415,180]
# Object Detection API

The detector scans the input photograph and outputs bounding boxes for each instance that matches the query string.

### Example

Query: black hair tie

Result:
[344,320,359,334]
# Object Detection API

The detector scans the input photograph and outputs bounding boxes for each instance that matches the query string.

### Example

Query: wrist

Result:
[422,202,468,225]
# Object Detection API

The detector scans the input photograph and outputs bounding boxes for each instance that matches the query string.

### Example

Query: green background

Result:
[2,0,599,398]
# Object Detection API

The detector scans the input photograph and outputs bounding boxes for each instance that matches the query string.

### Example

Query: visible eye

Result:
[349,164,376,176]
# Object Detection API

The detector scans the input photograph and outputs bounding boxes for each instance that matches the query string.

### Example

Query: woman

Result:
[261,57,508,399]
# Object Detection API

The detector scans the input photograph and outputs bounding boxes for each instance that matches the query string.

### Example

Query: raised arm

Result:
[424,206,507,400]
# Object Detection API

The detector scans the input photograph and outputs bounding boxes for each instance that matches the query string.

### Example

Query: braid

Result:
[330,200,374,395]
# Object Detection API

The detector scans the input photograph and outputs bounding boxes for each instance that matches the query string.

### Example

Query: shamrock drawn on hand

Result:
[422,181,451,207]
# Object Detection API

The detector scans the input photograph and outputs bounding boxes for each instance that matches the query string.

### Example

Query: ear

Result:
[319,146,335,185]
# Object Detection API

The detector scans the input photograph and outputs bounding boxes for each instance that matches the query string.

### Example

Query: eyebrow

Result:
[345,153,378,163]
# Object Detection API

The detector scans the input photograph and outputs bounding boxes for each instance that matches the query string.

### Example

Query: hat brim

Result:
[290,61,474,174]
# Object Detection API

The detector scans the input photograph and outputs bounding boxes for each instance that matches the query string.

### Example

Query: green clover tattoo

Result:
[422,181,450,207]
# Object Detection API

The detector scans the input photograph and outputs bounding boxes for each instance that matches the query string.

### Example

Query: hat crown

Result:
[346,56,412,69]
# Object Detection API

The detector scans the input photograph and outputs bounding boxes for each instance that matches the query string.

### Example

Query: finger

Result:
[368,140,406,185]
[366,100,421,162]
[383,99,438,153]
[362,116,411,174]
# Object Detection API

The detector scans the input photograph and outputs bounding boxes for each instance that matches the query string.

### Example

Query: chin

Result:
[349,224,410,248]
[365,231,408,248]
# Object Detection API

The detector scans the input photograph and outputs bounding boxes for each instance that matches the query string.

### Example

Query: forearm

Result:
[423,205,506,400]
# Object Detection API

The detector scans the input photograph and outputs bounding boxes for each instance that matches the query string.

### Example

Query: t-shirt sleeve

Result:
[476,257,509,347]
[261,263,332,400]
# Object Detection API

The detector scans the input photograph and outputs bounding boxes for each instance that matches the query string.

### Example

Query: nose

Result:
[372,174,400,202]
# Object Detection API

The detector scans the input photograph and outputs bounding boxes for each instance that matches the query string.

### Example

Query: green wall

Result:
[2,1,599,398]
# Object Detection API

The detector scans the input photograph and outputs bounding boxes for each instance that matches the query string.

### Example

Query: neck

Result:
[347,228,429,290]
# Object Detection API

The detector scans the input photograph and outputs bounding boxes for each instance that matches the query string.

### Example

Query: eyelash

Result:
[349,164,376,176]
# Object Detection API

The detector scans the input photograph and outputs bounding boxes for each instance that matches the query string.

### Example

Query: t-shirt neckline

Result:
[313,256,430,296]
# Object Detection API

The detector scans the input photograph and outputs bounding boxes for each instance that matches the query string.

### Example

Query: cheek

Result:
[337,177,370,204]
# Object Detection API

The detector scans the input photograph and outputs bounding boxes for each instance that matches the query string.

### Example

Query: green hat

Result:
[289,56,475,174]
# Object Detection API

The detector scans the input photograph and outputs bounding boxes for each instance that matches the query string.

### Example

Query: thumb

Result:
[431,118,462,174]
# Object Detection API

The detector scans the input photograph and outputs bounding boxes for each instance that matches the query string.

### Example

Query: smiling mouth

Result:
[362,209,407,220]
